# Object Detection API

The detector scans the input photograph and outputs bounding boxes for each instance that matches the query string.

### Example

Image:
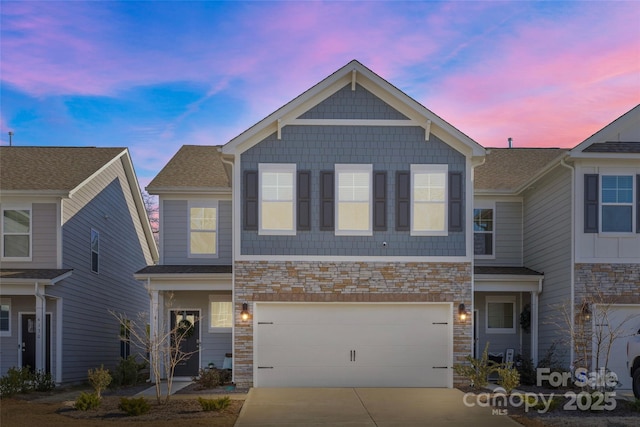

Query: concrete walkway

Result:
[235,388,522,426]
[135,380,193,397]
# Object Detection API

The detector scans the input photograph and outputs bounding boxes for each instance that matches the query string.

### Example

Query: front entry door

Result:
[21,314,51,373]
[170,310,199,377]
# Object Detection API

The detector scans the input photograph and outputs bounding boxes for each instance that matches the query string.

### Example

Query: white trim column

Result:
[34,282,46,372]
[531,291,539,366]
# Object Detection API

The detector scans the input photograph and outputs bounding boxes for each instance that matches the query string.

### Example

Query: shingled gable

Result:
[221,60,485,158]
[570,104,640,158]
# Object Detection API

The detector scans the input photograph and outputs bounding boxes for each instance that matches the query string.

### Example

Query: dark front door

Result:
[21,314,51,373]
[170,310,199,377]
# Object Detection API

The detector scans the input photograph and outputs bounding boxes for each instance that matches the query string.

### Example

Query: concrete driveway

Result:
[234,388,522,426]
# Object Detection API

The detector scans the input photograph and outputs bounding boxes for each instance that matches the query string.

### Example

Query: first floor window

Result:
[0,299,10,336]
[411,164,447,235]
[336,164,372,235]
[259,164,296,234]
[486,296,516,334]
[474,206,494,256]
[209,295,233,332]
[90,229,99,273]
[601,175,633,232]
[2,207,31,259]
[189,201,217,256]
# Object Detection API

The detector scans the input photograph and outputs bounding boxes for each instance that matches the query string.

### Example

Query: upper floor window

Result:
[0,298,10,336]
[601,175,633,232]
[209,295,232,332]
[2,206,31,260]
[335,164,372,236]
[91,228,99,273]
[474,205,494,257]
[259,164,296,235]
[411,164,448,236]
[189,201,217,256]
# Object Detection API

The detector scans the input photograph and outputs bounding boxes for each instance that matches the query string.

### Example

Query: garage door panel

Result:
[255,303,452,388]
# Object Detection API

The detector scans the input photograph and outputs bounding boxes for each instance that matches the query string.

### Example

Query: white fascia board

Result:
[569,152,640,160]
[148,188,232,197]
[0,190,69,200]
[234,255,472,263]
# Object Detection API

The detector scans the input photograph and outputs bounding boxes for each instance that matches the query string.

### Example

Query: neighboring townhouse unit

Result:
[221,60,485,388]
[0,147,158,384]
[135,145,234,378]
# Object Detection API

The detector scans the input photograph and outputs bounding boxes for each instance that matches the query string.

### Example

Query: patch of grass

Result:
[198,396,231,412]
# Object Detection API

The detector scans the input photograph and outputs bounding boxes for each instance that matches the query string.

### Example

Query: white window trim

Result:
[485,296,516,334]
[474,201,496,259]
[208,295,232,333]
[188,200,219,258]
[599,173,635,235]
[0,298,11,337]
[335,164,373,236]
[258,163,296,236]
[410,164,448,236]
[1,204,32,262]
[90,228,99,274]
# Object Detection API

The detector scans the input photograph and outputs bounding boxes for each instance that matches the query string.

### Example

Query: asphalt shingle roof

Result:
[0,268,73,280]
[0,147,125,191]
[474,266,543,276]
[147,145,231,191]
[582,141,640,153]
[135,265,232,275]
[474,148,568,192]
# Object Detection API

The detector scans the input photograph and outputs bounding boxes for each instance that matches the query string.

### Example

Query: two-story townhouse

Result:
[135,145,234,378]
[0,147,158,384]
[221,60,485,388]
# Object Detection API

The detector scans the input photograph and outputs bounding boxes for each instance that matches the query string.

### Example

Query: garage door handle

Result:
[350,350,356,362]
[432,366,449,369]
[258,366,274,369]
[432,322,448,325]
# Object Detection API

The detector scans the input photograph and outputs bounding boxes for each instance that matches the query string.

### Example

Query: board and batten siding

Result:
[475,201,523,267]
[50,158,152,383]
[0,202,58,269]
[161,199,232,265]
[523,165,572,368]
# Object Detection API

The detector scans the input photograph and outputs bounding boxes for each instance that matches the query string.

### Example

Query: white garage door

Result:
[254,303,452,387]
[593,304,640,391]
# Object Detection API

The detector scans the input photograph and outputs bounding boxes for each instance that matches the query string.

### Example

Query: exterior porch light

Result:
[458,303,469,321]
[579,302,591,322]
[241,303,250,322]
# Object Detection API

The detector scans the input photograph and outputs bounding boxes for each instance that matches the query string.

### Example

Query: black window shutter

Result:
[396,171,410,231]
[297,171,311,231]
[584,174,599,233]
[636,175,640,233]
[320,171,334,231]
[373,171,387,231]
[244,170,258,230]
[448,172,463,232]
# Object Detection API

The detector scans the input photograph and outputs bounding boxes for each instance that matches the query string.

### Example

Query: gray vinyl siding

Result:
[476,202,522,266]
[1,202,58,269]
[48,159,151,383]
[168,291,233,369]
[161,199,232,265]
[523,165,572,368]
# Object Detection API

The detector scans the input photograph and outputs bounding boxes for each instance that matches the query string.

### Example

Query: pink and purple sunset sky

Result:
[1,1,639,187]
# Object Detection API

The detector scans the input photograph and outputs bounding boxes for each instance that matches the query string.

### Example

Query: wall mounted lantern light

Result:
[458,303,469,321]
[241,303,250,322]
[580,301,591,322]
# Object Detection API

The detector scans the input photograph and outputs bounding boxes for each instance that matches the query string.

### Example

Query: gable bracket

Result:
[351,69,357,91]
[425,120,432,141]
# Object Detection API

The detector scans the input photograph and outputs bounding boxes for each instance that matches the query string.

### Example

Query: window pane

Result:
[474,233,493,255]
[338,202,369,230]
[488,302,514,329]
[91,230,99,252]
[602,206,632,232]
[0,303,9,331]
[190,208,216,230]
[4,235,29,257]
[413,203,445,231]
[262,172,293,201]
[262,202,294,230]
[3,210,30,233]
[191,231,216,254]
[210,301,232,328]
[602,175,633,203]
[338,172,369,202]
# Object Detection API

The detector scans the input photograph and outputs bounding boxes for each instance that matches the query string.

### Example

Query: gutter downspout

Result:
[560,156,576,369]
[470,154,487,365]
[219,152,237,385]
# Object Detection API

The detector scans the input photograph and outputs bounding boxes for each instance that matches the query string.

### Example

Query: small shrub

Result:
[0,366,33,396]
[532,395,562,412]
[219,369,232,384]
[515,355,536,385]
[198,396,231,412]
[118,396,150,416]
[75,391,101,411]
[111,356,146,387]
[32,369,55,392]
[88,365,112,398]
[453,343,496,390]
[496,364,520,393]
[193,368,221,389]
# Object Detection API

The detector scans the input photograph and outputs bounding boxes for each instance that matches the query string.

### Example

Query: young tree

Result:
[111,291,199,404]
[141,190,159,245]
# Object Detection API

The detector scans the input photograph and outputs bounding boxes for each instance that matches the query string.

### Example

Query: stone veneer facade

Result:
[233,260,472,388]
[573,263,640,369]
